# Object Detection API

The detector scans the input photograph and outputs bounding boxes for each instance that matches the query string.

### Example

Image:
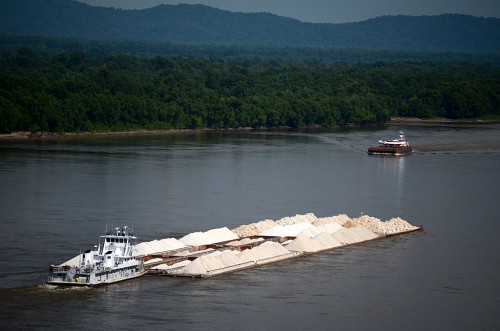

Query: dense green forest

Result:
[0,51,499,133]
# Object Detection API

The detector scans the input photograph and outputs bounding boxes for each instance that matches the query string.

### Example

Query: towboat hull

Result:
[47,269,147,287]
[368,146,413,155]
[48,266,146,287]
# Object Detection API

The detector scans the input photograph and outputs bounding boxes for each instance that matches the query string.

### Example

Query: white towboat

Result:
[368,130,412,155]
[48,226,146,286]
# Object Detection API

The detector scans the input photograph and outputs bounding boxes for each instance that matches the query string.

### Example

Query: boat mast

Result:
[398,130,405,141]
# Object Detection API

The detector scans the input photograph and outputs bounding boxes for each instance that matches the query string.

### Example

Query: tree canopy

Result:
[0,51,499,133]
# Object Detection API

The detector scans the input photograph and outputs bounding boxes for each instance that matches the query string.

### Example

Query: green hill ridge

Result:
[1,0,499,52]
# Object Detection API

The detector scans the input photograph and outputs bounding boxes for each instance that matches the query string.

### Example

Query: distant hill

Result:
[1,0,499,52]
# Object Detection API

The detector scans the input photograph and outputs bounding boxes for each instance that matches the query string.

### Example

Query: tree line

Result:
[0,51,499,133]
[5,35,500,65]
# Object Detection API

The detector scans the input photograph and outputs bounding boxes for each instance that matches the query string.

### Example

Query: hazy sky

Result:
[79,0,500,23]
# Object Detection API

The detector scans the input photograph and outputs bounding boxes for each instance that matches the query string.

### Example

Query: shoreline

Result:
[0,128,247,141]
[389,117,500,125]
[1,118,498,141]
[0,126,308,141]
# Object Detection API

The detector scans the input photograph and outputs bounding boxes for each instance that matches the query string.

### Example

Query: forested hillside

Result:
[1,0,499,52]
[1,52,498,133]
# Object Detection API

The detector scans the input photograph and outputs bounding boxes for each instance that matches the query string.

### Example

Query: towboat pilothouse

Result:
[368,130,412,155]
[48,226,146,286]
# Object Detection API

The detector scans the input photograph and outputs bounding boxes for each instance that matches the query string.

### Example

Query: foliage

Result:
[0,52,498,133]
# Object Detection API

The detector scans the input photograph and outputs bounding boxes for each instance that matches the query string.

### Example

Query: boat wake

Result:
[35,284,92,293]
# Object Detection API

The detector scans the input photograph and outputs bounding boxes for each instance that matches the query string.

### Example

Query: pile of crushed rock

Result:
[231,213,417,238]
[347,215,418,235]
[175,242,297,276]
[135,227,239,256]
[136,238,186,256]
[148,213,420,277]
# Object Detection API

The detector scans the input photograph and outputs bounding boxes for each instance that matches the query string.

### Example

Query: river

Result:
[0,124,499,330]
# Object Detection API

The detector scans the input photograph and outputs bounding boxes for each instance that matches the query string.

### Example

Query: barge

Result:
[47,214,422,283]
